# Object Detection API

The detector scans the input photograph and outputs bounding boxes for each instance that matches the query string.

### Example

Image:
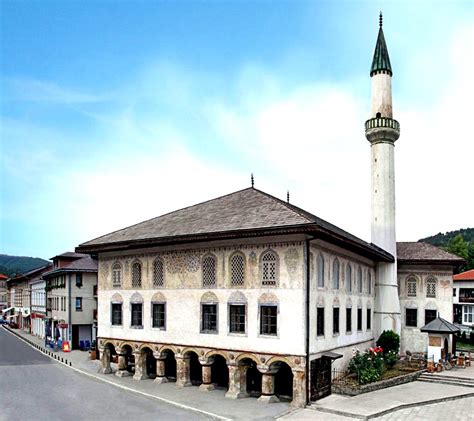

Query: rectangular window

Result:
[76,273,83,288]
[406,308,417,327]
[260,305,277,336]
[229,304,246,333]
[425,309,437,325]
[131,303,143,327]
[201,304,218,333]
[367,308,371,330]
[463,305,473,324]
[346,308,352,333]
[357,308,362,331]
[317,307,325,336]
[453,288,456,297]
[333,307,339,334]
[111,303,122,326]
[75,297,82,311]
[152,303,166,329]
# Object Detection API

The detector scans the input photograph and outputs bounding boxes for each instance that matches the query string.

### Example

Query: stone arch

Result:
[228,291,247,303]
[236,353,260,366]
[111,292,123,302]
[201,291,218,303]
[151,292,166,302]
[258,292,278,304]
[183,349,202,386]
[181,347,200,358]
[207,353,229,389]
[205,350,229,361]
[273,361,294,401]
[141,345,157,378]
[267,356,295,369]
[130,292,143,303]
[159,345,178,355]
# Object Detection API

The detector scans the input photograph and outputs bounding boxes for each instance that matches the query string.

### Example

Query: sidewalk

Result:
[283,379,474,420]
[6,327,293,420]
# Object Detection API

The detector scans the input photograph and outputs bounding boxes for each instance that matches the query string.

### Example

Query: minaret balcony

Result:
[365,117,400,144]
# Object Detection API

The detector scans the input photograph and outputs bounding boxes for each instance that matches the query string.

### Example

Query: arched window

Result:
[332,259,340,290]
[153,257,164,287]
[346,264,352,293]
[357,267,363,293]
[112,262,122,288]
[230,252,245,286]
[202,254,217,287]
[317,253,325,288]
[426,277,437,298]
[131,261,142,288]
[406,276,417,297]
[367,270,372,294]
[261,250,278,286]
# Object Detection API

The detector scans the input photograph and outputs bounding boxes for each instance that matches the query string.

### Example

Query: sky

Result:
[1,0,473,260]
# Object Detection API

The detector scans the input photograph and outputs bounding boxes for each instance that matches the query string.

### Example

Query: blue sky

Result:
[1,1,473,259]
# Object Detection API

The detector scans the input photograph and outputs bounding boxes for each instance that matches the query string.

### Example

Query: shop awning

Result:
[2,307,14,314]
[322,352,343,360]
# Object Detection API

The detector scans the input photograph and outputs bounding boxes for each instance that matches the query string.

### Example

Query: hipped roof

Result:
[76,187,393,262]
[421,317,460,334]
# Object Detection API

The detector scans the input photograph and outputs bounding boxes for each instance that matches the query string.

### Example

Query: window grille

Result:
[230,253,245,286]
[357,267,363,293]
[260,305,277,335]
[317,307,325,336]
[406,308,417,327]
[333,307,340,334]
[201,304,217,332]
[131,303,143,327]
[262,251,278,286]
[346,308,352,333]
[229,304,246,333]
[131,262,142,288]
[426,278,437,298]
[346,265,352,292]
[153,258,164,287]
[111,303,122,325]
[202,255,217,287]
[407,277,417,297]
[332,259,340,290]
[152,303,166,329]
[317,254,325,288]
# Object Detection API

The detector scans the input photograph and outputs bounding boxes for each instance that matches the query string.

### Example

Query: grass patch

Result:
[457,341,474,352]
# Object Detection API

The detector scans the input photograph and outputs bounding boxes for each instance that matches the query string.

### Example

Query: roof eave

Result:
[76,223,393,263]
[397,258,466,267]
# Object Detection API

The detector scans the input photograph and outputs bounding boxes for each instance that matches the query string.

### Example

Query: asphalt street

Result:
[0,327,210,421]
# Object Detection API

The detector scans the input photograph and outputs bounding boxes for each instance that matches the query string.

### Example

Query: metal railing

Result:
[365,117,400,132]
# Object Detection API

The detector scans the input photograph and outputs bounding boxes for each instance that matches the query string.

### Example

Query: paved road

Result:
[0,328,210,420]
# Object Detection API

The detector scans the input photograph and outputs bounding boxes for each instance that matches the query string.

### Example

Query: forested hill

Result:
[419,228,474,247]
[419,228,474,273]
[0,254,49,277]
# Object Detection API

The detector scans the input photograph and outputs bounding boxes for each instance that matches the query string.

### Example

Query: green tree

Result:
[443,234,470,272]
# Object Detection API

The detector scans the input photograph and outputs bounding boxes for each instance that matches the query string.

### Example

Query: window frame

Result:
[406,276,417,297]
[151,302,166,330]
[346,264,352,293]
[317,253,325,288]
[260,250,279,287]
[228,303,246,334]
[405,308,417,327]
[201,303,218,334]
[259,304,278,336]
[333,306,340,335]
[357,307,362,331]
[230,252,246,287]
[317,306,325,337]
[131,260,142,288]
[426,277,437,298]
[332,259,340,290]
[357,267,363,293]
[346,307,352,333]
[75,297,82,311]
[367,308,371,330]
[152,257,165,288]
[202,254,217,288]
[76,273,83,288]
[424,309,437,325]
[111,302,123,326]
[112,262,122,288]
[130,302,143,328]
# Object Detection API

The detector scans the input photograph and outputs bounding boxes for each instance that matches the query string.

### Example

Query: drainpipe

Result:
[304,237,312,405]
[68,274,72,345]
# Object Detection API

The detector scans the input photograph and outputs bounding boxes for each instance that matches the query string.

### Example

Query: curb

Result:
[310,389,474,420]
[2,326,230,420]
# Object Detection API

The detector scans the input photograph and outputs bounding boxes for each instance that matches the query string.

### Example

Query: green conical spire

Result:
[370,13,392,77]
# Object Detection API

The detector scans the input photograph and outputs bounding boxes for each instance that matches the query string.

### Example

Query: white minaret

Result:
[365,13,401,337]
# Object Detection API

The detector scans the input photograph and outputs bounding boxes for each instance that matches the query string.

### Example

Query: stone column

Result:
[291,369,306,408]
[225,363,248,399]
[115,350,132,377]
[199,362,215,391]
[133,351,148,381]
[258,373,279,403]
[175,356,192,388]
[98,347,112,374]
[153,353,168,384]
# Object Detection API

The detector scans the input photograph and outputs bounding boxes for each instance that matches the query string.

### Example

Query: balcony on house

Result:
[459,288,474,303]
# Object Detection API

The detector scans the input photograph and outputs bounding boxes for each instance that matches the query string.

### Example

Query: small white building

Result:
[453,269,474,327]
[30,278,47,338]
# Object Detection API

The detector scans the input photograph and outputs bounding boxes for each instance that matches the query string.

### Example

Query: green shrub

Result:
[384,350,398,368]
[348,348,385,385]
[376,330,400,355]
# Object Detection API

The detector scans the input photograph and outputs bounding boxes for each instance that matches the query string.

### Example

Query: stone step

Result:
[419,373,474,384]
[418,377,474,388]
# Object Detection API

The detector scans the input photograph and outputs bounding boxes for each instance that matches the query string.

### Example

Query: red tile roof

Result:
[0,273,8,280]
[453,269,474,281]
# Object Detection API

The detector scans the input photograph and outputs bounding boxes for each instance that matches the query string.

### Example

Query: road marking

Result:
[2,327,230,421]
